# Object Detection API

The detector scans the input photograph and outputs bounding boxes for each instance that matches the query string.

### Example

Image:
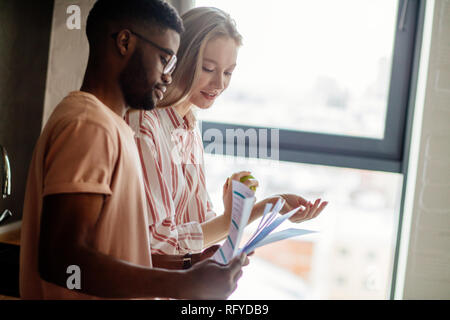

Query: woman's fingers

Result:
[230,171,251,181]
[241,179,258,189]
[223,178,229,191]
[307,199,320,219]
[228,171,258,191]
[294,195,308,207]
[289,198,328,223]
[312,201,328,218]
[289,207,308,223]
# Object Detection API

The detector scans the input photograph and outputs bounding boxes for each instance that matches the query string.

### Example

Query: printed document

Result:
[213,180,316,263]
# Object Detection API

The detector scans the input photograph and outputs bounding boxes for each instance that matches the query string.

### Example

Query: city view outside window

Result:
[203,154,402,299]
[195,0,398,139]
[193,0,405,299]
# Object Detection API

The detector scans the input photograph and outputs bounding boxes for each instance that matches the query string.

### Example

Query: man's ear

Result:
[115,29,133,56]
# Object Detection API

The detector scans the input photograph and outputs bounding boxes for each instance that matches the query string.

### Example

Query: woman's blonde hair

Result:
[158,7,242,108]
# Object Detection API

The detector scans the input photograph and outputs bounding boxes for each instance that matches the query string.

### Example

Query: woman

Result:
[125,7,327,262]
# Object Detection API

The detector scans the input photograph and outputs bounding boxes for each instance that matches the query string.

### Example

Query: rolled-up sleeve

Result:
[43,120,115,197]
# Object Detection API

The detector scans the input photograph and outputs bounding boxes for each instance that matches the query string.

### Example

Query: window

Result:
[200,1,398,140]
[203,154,402,299]
[188,0,423,299]
[196,0,421,172]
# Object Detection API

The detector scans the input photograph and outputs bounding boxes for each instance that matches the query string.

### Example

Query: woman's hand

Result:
[278,194,328,223]
[223,171,259,222]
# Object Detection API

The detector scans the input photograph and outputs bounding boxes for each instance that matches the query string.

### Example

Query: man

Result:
[19,0,246,299]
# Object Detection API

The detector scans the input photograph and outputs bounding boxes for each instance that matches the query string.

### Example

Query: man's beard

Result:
[119,47,156,111]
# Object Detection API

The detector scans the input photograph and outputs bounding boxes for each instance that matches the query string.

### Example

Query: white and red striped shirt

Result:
[125,107,216,255]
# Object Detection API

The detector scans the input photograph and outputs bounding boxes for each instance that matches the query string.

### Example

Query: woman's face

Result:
[189,36,238,109]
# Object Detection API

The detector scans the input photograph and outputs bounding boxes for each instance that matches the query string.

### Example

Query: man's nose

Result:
[161,73,172,85]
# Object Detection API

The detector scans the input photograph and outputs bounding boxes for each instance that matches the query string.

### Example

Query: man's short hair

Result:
[86,0,184,47]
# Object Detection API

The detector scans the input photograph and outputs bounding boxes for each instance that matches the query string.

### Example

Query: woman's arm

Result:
[202,194,328,249]
[200,171,259,247]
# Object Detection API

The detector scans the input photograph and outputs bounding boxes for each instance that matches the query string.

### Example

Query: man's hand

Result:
[278,194,328,223]
[184,253,248,300]
[193,245,252,266]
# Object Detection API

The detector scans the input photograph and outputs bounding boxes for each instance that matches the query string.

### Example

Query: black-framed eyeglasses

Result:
[111,30,177,75]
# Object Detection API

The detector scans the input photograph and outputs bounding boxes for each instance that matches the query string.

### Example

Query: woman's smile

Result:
[200,90,219,100]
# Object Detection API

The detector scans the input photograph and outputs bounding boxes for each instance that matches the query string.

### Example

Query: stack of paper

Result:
[212,180,316,264]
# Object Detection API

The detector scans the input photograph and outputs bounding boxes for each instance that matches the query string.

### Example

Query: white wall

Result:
[42,0,95,127]
[167,0,195,15]
[396,0,450,299]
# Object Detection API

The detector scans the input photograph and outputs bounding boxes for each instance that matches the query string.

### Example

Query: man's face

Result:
[119,28,180,110]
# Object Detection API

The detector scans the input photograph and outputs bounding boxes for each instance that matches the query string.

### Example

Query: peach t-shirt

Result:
[19,91,152,299]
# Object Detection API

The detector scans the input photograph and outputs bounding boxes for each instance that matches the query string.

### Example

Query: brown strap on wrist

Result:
[151,253,192,270]
[182,253,192,269]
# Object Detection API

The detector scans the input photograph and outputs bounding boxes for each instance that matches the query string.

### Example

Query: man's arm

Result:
[38,193,246,299]
[151,245,220,270]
